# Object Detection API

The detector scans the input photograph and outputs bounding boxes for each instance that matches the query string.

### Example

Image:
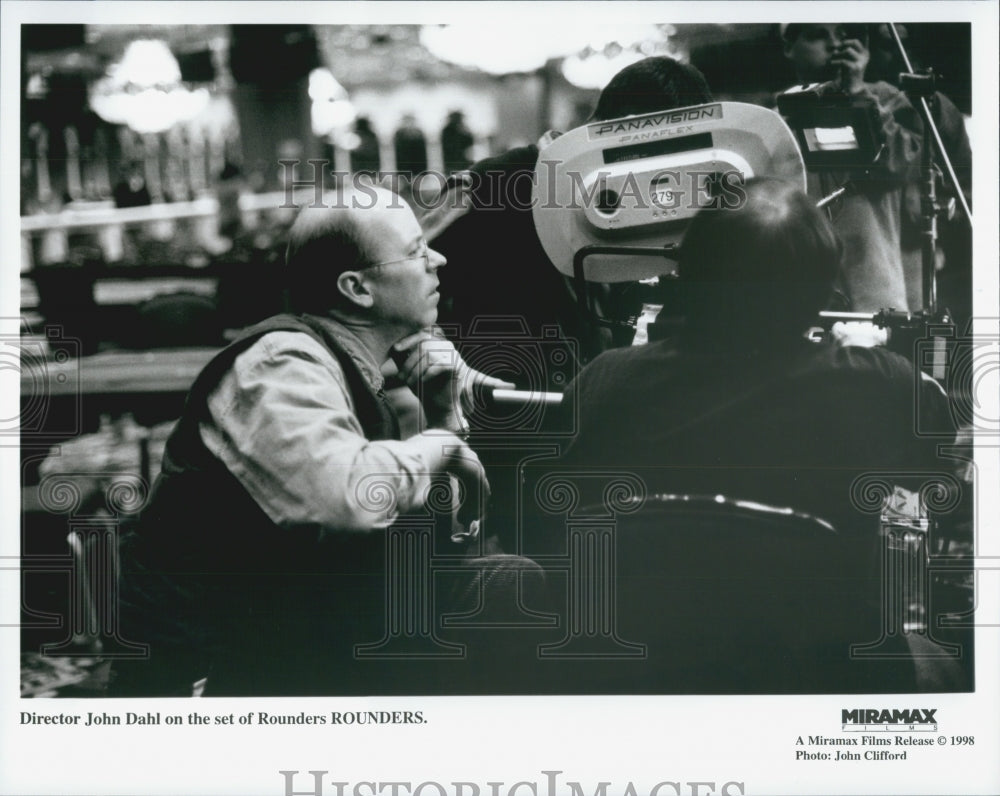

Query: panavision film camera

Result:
[531,102,806,284]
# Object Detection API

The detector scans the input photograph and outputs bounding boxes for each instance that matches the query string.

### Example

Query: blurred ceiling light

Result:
[308,67,347,101]
[25,72,48,100]
[420,24,560,74]
[312,99,357,137]
[561,27,686,89]
[89,39,210,134]
[309,67,357,137]
[114,39,181,85]
[420,23,672,76]
[561,50,646,90]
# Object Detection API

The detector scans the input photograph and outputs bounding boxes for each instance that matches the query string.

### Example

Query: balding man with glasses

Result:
[112,186,537,697]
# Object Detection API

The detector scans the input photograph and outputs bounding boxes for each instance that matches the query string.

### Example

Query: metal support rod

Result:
[888,24,972,226]
[819,309,918,328]
[886,23,972,318]
[919,111,939,317]
[819,311,879,324]
[492,388,563,406]
[816,186,848,209]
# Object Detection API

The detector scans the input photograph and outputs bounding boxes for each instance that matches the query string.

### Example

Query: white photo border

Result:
[2,3,998,795]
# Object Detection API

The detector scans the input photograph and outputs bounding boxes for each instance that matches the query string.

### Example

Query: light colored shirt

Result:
[199,322,458,533]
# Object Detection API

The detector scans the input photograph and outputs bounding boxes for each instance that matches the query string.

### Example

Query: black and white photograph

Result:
[2,2,998,794]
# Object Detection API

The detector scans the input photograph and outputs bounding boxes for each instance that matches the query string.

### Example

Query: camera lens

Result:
[596,189,621,215]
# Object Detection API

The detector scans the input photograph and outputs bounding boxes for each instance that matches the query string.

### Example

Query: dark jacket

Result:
[115,314,397,694]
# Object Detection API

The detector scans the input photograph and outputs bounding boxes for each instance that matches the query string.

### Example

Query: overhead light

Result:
[420,24,674,77]
[89,39,210,134]
[560,28,686,89]
[113,39,182,86]
[25,72,48,100]
[309,67,357,137]
[420,24,561,74]
[308,67,347,101]
[560,50,647,90]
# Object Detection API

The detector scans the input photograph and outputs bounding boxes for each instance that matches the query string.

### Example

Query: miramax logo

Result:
[842,708,938,732]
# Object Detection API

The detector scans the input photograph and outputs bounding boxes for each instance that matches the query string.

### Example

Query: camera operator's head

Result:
[592,56,713,120]
[678,177,841,351]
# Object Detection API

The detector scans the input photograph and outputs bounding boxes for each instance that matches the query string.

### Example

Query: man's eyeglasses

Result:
[366,241,431,270]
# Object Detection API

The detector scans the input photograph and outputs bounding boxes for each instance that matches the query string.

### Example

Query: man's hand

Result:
[392,330,515,429]
[832,37,870,95]
[443,440,491,532]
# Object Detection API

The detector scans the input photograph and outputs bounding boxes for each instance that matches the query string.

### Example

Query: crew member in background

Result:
[112,160,152,209]
[350,116,382,175]
[393,112,429,185]
[440,110,475,175]
[781,22,923,314]
[112,160,153,264]
[866,22,973,324]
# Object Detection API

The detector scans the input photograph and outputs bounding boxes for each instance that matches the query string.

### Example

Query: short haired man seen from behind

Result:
[781,23,923,313]
[591,54,714,120]
[555,177,958,691]
[561,176,949,529]
[113,186,534,697]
